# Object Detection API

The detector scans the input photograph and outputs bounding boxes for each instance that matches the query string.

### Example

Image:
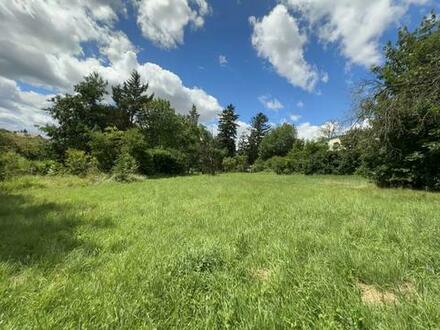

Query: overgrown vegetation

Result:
[357,13,440,190]
[0,174,439,328]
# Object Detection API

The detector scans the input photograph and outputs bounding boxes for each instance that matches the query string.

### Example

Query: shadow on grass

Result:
[0,190,114,268]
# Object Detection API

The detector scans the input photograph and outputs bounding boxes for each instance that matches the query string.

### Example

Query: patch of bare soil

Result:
[357,281,416,306]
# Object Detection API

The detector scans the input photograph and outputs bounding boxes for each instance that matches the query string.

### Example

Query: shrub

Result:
[286,140,344,175]
[112,152,139,182]
[222,157,237,172]
[266,156,292,175]
[150,149,187,175]
[0,151,31,180]
[222,155,249,173]
[29,160,62,176]
[250,158,267,173]
[122,129,153,175]
[89,127,124,172]
[65,149,97,176]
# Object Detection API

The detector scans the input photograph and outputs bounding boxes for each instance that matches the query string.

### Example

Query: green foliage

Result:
[138,99,186,149]
[0,151,31,180]
[122,128,153,175]
[112,70,154,127]
[250,158,267,173]
[29,160,62,176]
[287,140,342,175]
[247,112,270,164]
[222,155,249,173]
[112,152,139,182]
[149,148,187,175]
[265,156,291,175]
[187,104,200,126]
[259,123,297,160]
[217,104,239,157]
[359,13,440,190]
[43,73,110,157]
[198,129,224,175]
[89,127,125,172]
[64,149,97,177]
[0,129,48,160]
[338,128,369,175]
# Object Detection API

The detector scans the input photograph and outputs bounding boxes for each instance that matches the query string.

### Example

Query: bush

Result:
[150,149,187,175]
[250,159,267,173]
[286,140,344,175]
[65,149,97,176]
[89,127,124,172]
[122,129,153,175]
[112,152,139,182]
[29,160,62,176]
[222,155,249,173]
[266,156,292,175]
[222,157,237,172]
[0,151,31,180]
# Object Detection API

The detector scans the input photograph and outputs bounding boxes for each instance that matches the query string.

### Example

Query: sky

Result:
[0,0,438,139]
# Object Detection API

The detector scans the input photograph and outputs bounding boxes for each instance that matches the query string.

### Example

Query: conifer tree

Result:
[217,104,239,157]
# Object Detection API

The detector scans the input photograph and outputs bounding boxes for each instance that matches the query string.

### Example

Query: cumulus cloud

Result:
[296,122,324,140]
[135,0,210,48]
[0,77,54,133]
[282,0,428,67]
[296,101,304,108]
[258,95,284,111]
[250,4,321,91]
[0,1,221,132]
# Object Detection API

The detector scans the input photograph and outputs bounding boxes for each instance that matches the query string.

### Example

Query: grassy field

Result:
[1,174,440,329]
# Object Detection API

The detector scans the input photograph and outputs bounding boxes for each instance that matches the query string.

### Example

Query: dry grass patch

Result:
[357,281,417,306]
[253,268,271,281]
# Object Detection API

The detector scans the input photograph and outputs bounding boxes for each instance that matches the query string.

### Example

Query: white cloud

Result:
[290,114,302,122]
[135,0,210,49]
[296,100,304,108]
[297,122,324,140]
[258,95,284,111]
[0,1,221,132]
[0,77,54,133]
[219,55,228,66]
[237,120,252,139]
[282,0,428,67]
[250,4,320,91]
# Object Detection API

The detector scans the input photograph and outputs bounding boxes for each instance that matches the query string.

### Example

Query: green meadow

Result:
[1,174,440,329]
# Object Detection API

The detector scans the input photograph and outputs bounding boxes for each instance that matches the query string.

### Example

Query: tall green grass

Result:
[1,174,439,328]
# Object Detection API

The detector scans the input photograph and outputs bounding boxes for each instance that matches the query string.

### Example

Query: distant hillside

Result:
[0,129,48,160]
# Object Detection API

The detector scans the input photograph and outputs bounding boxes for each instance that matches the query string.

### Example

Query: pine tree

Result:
[247,112,270,164]
[188,104,200,126]
[217,104,239,157]
[237,133,250,157]
[112,70,154,127]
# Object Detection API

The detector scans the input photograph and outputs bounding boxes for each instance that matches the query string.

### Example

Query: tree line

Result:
[0,14,439,190]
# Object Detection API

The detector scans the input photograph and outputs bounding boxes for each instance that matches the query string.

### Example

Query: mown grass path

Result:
[1,174,439,328]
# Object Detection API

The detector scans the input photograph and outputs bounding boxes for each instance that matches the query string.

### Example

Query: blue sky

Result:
[0,0,437,138]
